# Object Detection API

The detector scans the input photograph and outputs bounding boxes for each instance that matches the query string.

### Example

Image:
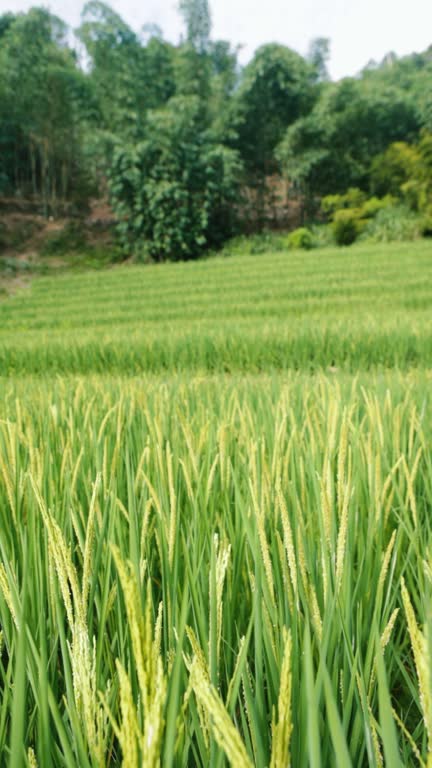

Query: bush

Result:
[332,209,364,246]
[321,188,366,217]
[421,209,432,237]
[360,204,422,243]
[370,142,420,197]
[360,195,395,218]
[322,189,398,246]
[287,227,314,249]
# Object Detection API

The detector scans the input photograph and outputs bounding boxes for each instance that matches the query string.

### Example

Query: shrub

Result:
[332,209,364,246]
[360,204,422,243]
[323,190,397,246]
[420,207,432,237]
[370,142,420,197]
[321,188,366,217]
[287,227,314,249]
[360,194,395,218]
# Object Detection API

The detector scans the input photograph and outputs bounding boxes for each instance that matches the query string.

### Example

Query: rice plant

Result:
[1,241,432,764]
[0,240,431,375]
[0,372,431,766]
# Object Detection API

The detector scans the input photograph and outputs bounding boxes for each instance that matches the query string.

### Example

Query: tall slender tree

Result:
[178,0,212,53]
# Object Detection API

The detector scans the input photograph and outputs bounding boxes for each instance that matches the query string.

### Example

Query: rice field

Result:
[0,240,432,374]
[0,241,432,766]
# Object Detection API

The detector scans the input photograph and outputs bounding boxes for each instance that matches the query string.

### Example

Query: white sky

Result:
[2,0,432,80]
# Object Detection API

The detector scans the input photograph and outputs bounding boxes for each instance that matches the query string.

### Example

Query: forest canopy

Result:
[1,1,432,259]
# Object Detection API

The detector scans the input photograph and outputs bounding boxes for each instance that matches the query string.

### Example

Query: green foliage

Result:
[307,37,331,82]
[233,44,316,178]
[178,0,212,53]
[360,45,432,133]
[109,96,242,260]
[2,2,432,257]
[360,194,395,217]
[0,221,6,252]
[0,369,432,764]
[322,190,394,220]
[370,141,421,196]
[321,187,366,216]
[0,8,94,213]
[402,131,432,212]
[323,133,432,246]
[2,240,432,374]
[206,41,240,142]
[0,256,33,276]
[421,214,432,236]
[221,232,288,255]
[287,226,314,249]
[332,209,364,245]
[308,223,335,248]
[360,204,423,242]
[77,2,176,139]
[220,228,316,254]
[322,189,397,246]
[173,43,212,102]
[368,132,432,218]
[0,12,16,39]
[278,79,420,201]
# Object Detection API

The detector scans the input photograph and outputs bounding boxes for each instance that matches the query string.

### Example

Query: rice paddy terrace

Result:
[0,240,431,374]
[0,240,432,766]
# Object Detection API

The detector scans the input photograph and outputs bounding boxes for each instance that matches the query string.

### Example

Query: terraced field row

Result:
[1,241,431,374]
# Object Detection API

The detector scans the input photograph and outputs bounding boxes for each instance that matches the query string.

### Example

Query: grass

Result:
[0,240,431,766]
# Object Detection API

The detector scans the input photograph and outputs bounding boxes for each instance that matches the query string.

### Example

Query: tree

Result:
[78,2,176,139]
[0,12,16,39]
[77,2,145,138]
[307,37,330,82]
[108,96,242,260]
[232,44,315,180]
[400,132,432,214]
[178,0,211,53]
[0,8,92,212]
[370,142,421,197]
[278,78,420,206]
[207,41,240,143]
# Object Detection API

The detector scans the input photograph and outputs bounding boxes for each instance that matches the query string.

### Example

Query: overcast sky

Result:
[2,0,432,79]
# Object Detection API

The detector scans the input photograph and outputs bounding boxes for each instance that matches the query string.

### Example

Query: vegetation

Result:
[2,4,432,258]
[108,96,241,261]
[0,242,432,766]
[1,3,432,765]
[0,240,431,374]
